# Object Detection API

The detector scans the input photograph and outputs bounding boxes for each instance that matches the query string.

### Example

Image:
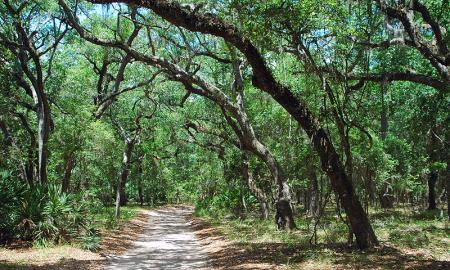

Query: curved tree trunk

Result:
[223,108,296,229]
[66,0,375,247]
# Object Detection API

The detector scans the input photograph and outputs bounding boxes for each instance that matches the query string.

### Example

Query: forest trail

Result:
[103,206,210,270]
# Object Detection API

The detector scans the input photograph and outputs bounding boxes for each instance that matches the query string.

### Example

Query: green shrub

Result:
[17,185,46,240]
[0,176,102,247]
[81,224,101,251]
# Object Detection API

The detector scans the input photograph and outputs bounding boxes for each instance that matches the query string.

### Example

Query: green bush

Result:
[0,176,103,250]
[81,224,101,251]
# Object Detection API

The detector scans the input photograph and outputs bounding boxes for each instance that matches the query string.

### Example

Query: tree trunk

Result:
[308,169,319,217]
[35,91,51,186]
[137,157,144,206]
[138,184,144,206]
[241,148,269,220]
[115,140,134,218]
[427,127,438,210]
[227,108,295,229]
[120,186,128,206]
[61,152,75,193]
[379,183,394,209]
[257,146,295,230]
[427,171,437,210]
[380,77,389,140]
[295,190,301,205]
[446,168,450,220]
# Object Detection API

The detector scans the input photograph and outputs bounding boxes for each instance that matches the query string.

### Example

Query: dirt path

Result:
[103,206,210,270]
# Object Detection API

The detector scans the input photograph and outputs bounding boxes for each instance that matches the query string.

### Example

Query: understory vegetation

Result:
[0,171,138,250]
[0,0,449,267]
[197,206,449,268]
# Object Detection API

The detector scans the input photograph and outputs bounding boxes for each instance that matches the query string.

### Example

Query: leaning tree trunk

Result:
[65,0,377,249]
[234,56,295,229]
[222,106,296,229]
[252,142,296,230]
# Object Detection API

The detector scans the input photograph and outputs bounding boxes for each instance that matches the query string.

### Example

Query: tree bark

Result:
[308,169,319,217]
[115,140,134,217]
[61,152,75,193]
[36,94,50,186]
[427,127,438,210]
[446,167,450,220]
[137,156,144,206]
[427,171,437,210]
[379,183,394,209]
[241,148,269,220]
[114,113,142,217]
[228,110,295,229]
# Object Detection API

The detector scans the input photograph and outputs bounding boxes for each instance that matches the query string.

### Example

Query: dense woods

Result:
[0,0,448,265]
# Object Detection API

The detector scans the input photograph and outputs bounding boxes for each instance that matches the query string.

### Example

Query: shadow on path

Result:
[104,206,210,270]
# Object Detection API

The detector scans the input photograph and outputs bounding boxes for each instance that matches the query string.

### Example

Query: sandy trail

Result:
[104,206,210,270]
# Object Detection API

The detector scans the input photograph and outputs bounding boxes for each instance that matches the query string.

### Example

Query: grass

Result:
[196,205,450,269]
[92,205,140,230]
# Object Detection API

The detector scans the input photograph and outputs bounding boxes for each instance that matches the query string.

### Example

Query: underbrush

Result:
[195,203,450,267]
[0,174,138,251]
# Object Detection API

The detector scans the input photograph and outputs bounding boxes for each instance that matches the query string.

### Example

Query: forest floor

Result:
[1,205,449,269]
[0,205,211,270]
[193,206,450,269]
[0,206,150,269]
